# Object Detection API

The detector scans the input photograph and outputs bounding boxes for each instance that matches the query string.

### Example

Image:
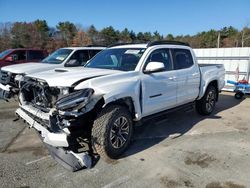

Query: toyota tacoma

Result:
[15,41,225,171]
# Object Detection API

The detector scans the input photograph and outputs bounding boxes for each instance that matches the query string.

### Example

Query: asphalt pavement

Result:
[0,92,249,188]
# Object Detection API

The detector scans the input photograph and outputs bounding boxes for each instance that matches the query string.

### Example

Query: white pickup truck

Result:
[15,41,225,171]
[0,46,105,100]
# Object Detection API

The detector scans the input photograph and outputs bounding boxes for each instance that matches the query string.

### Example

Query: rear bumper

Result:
[15,107,69,147]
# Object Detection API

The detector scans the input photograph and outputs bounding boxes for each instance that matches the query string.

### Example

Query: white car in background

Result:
[0,46,105,100]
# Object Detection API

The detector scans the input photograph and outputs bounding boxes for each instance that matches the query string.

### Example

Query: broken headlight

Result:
[55,88,94,111]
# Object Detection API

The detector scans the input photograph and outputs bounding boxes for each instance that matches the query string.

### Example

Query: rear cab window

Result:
[171,49,194,70]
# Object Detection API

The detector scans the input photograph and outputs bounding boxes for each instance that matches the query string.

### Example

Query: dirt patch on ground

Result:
[236,127,248,132]
[206,181,246,188]
[6,146,48,156]
[160,176,194,188]
[160,176,180,188]
[105,158,120,165]
[185,152,216,168]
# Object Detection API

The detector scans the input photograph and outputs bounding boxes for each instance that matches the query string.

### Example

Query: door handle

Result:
[192,73,199,76]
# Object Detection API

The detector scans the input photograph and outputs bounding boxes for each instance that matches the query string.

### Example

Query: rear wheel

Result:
[196,85,217,115]
[91,105,133,160]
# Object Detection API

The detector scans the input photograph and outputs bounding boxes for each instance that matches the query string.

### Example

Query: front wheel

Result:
[196,85,217,115]
[91,105,133,160]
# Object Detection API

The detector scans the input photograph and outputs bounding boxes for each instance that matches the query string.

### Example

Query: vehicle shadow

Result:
[121,92,245,158]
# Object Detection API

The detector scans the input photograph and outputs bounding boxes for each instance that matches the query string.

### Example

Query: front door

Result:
[141,48,177,117]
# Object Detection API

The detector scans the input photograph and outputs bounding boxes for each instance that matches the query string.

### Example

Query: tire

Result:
[234,91,243,99]
[196,85,217,115]
[91,105,133,160]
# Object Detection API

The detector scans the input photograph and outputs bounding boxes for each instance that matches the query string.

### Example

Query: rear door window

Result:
[171,49,194,70]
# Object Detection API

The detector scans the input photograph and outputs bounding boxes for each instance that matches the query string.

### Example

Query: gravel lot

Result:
[0,92,250,188]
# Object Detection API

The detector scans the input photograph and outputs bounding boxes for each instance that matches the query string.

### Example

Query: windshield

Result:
[42,49,73,64]
[85,48,145,71]
[0,49,13,59]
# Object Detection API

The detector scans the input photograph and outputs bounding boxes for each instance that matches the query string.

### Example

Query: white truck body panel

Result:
[1,62,62,75]
[14,43,225,170]
[23,45,225,120]
[27,67,121,87]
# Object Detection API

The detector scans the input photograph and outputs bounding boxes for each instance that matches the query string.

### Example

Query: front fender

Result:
[74,75,142,120]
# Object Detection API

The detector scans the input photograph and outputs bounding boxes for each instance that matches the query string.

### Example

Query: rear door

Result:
[171,48,200,105]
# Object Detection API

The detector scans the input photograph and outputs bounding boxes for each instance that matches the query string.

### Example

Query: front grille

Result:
[0,70,11,84]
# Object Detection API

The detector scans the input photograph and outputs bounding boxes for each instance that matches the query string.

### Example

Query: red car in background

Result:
[0,48,48,68]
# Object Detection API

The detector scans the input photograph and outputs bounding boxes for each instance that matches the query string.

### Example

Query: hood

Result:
[26,67,122,87]
[1,62,62,74]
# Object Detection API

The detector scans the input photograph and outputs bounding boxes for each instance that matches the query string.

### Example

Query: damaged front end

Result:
[16,78,102,171]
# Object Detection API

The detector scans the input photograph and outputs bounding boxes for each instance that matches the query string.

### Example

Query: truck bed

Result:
[199,63,225,93]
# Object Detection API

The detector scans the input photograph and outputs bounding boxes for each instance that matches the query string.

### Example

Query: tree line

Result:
[0,20,250,53]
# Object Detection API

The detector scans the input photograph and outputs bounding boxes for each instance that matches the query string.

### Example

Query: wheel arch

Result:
[103,97,137,120]
[199,79,219,101]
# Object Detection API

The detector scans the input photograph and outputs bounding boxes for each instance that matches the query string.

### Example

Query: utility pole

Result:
[217,32,220,48]
[242,30,245,47]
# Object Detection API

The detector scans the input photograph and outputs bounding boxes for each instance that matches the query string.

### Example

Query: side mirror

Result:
[144,62,165,74]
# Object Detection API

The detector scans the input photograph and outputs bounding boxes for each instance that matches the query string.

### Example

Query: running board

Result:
[140,102,195,124]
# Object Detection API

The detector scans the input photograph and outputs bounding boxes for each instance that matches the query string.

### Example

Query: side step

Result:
[140,102,195,124]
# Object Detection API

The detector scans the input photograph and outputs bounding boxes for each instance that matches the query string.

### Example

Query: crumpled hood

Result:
[26,67,122,87]
[1,62,62,74]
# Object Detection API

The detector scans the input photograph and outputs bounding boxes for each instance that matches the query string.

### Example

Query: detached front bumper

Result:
[0,83,11,100]
[16,107,69,147]
[15,106,92,171]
